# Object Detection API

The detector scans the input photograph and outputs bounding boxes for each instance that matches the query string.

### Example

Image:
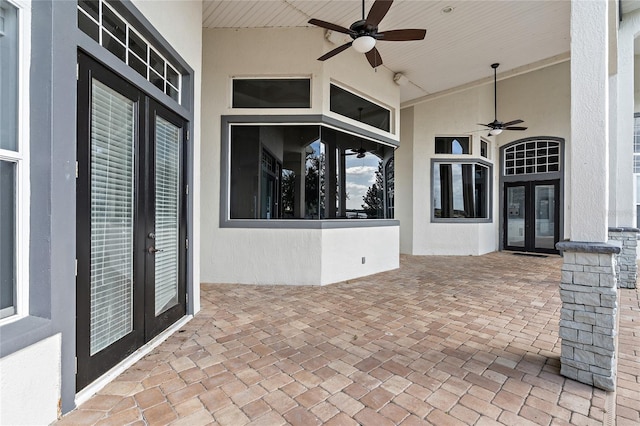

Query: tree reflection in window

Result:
[433,161,490,219]
[229,124,394,220]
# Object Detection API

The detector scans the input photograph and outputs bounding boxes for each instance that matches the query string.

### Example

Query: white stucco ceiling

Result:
[203,0,572,103]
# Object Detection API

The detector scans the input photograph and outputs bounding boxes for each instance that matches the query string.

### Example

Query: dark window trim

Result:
[430,158,494,224]
[220,115,399,229]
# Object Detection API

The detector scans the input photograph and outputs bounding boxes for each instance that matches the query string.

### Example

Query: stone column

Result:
[556,242,620,391]
[608,227,639,289]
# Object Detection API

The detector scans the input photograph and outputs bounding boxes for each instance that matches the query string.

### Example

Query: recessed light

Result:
[441,6,455,14]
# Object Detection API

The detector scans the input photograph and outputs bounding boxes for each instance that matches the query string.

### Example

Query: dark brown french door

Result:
[76,52,187,390]
[504,180,560,254]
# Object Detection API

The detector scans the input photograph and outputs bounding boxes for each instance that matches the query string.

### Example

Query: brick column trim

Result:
[556,241,620,391]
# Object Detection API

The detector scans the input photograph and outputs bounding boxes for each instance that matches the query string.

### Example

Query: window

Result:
[504,140,560,175]
[435,136,470,154]
[433,161,491,220]
[77,0,182,102]
[232,79,311,108]
[228,124,395,220]
[481,140,488,158]
[330,84,391,132]
[385,157,394,219]
[0,0,29,320]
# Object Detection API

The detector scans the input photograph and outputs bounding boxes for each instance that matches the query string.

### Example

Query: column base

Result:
[608,227,639,289]
[555,241,620,391]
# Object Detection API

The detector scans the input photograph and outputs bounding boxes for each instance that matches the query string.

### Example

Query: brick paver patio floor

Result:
[58,252,640,425]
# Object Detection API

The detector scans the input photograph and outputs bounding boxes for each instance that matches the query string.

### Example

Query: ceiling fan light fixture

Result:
[489,128,503,136]
[352,35,376,53]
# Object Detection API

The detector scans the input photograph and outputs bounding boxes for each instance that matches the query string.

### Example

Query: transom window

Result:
[232,78,311,108]
[504,140,560,175]
[435,136,470,155]
[77,0,182,102]
[330,84,391,132]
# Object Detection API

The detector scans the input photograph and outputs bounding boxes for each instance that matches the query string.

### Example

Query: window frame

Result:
[430,158,493,223]
[0,0,30,323]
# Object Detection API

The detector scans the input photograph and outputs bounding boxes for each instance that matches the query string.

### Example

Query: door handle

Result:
[148,246,164,254]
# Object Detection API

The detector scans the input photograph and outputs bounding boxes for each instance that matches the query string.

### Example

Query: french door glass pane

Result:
[90,79,135,355]
[535,185,555,249]
[0,161,16,318]
[154,116,180,315]
[506,186,525,248]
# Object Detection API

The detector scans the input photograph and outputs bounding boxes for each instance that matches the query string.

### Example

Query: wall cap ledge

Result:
[556,241,621,254]
[608,227,640,233]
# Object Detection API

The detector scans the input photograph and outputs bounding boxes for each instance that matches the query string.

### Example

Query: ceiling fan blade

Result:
[365,47,383,68]
[377,29,426,41]
[477,123,493,128]
[502,119,524,127]
[365,0,393,28]
[318,42,353,61]
[505,126,528,131]
[308,19,352,35]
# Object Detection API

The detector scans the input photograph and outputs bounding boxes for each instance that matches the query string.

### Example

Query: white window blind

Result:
[90,79,135,355]
[154,116,180,315]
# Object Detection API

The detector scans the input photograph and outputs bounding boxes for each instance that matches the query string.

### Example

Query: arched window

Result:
[504,139,561,176]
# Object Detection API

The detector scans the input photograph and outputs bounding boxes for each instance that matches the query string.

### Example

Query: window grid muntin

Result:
[77,0,181,103]
[504,140,561,176]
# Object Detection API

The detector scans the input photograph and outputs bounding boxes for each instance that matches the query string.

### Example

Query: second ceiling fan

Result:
[479,63,527,136]
[308,0,426,68]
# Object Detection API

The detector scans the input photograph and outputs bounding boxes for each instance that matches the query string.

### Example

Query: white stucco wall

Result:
[399,61,571,255]
[131,0,203,312]
[397,107,414,253]
[201,27,400,285]
[321,226,399,285]
[0,334,61,425]
[398,81,495,255]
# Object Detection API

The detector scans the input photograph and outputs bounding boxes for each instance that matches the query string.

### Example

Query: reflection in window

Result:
[330,84,391,132]
[229,124,394,220]
[433,162,490,219]
[435,136,470,154]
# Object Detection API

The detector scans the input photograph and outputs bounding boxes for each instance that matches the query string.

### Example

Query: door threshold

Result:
[512,252,549,258]
[74,315,193,407]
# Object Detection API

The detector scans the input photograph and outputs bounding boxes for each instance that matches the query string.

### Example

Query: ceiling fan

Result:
[345,147,368,159]
[479,63,527,136]
[308,0,426,68]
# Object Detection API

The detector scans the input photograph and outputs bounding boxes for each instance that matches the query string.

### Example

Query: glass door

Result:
[76,53,187,390]
[504,180,559,254]
[145,102,187,338]
[505,185,526,250]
